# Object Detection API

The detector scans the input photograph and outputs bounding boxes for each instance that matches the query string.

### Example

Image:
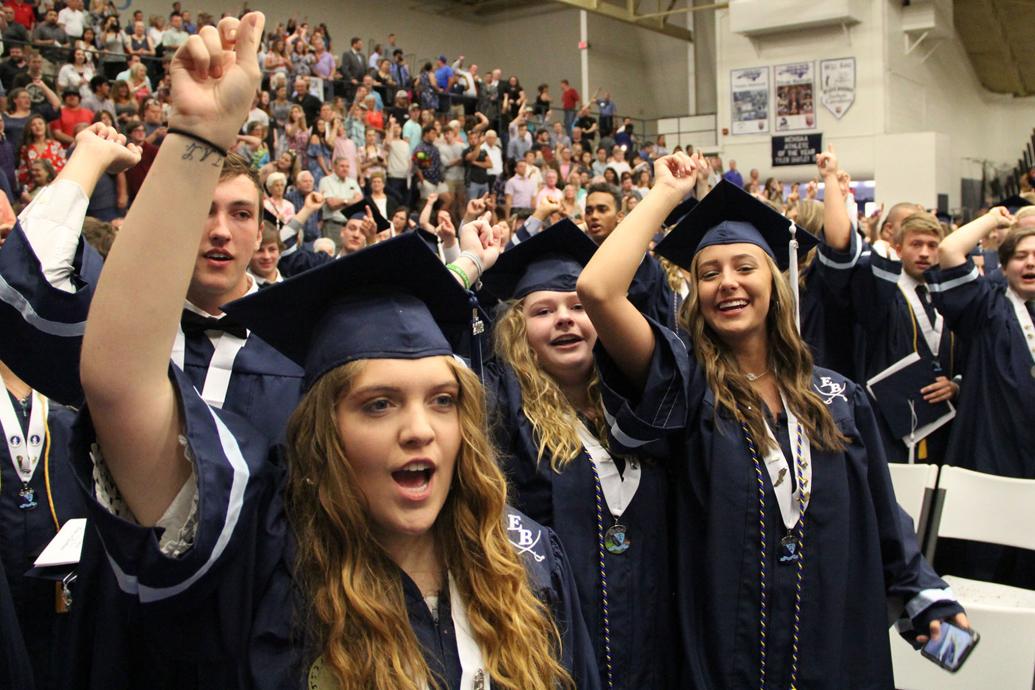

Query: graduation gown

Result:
[65,366,600,690]
[0,555,33,690]
[595,318,963,690]
[816,237,962,463]
[924,259,1035,589]
[799,260,858,379]
[0,222,304,440]
[484,362,676,690]
[0,395,83,690]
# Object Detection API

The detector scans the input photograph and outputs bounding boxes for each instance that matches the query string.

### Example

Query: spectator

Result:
[357,126,386,187]
[0,115,17,200]
[318,156,363,243]
[402,102,422,149]
[125,61,151,103]
[722,158,743,187]
[98,16,127,80]
[502,75,524,121]
[160,12,188,50]
[263,171,295,225]
[504,158,537,216]
[180,9,196,34]
[56,48,94,97]
[140,97,165,144]
[613,117,635,152]
[16,112,65,186]
[479,68,501,125]
[367,42,382,70]
[0,44,27,91]
[463,129,491,199]
[1,7,30,52]
[3,87,33,146]
[340,36,366,97]
[13,53,61,117]
[560,78,579,133]
[384,116,410,201]
[416,61,439,112]
[291,75,321,128]
[606,145,631,176]
[535,167,562,207]
[285,169,320,242]
[310,34,335,96]
[50,88,94,146]
[389,49,411,94]
[533,83,551,120]
[367,171,398,221]
[111,78,137,123]
[413,122,447,203]
[5,0,35,31]
[262,37,289,77]
[18,157,53,205]
[573,105,598,143]
[124,20,156,60]
[481,128,503,187]
[31,8,68,64]
[594,88,615,137]
[289,36,313,79]
[507,120,532,160]
[56,0,87,41]
[550,121,571,148]
[437,125,465,204]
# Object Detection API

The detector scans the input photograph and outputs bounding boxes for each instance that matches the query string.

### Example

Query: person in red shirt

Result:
[560,78,580,134]
[50,89,95,147]
[3,0,35,29]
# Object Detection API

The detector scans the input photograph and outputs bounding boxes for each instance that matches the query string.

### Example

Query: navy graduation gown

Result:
[816,238,962,463]
[0,223,304,440]
[66,367,599,690]
[0,555,33,690]
[924,260,1035,590]
[926,259,1035,479]
[799,260,858,379]
[629,252,678,331]
[484,362,676,690]
[0,396,84,690]
[595,319,962,689]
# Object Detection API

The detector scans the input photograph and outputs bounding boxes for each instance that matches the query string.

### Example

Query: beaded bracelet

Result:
[445,262,471,290]
[458,250,484,281]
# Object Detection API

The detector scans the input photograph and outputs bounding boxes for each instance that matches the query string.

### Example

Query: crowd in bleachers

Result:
[1,4,1034,690]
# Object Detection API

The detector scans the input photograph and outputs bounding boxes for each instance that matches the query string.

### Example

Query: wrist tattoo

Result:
[181,142,223,166]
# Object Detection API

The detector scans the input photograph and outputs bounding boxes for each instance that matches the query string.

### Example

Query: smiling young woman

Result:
[481,221,676,690]
[576,152,967,690]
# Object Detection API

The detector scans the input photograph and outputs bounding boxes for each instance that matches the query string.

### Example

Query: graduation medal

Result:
[778,533,799,564]
[604,523,630,554]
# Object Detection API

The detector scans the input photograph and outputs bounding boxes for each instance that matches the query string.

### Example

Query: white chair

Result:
[891,466,1035,690]
[887,462,939,537]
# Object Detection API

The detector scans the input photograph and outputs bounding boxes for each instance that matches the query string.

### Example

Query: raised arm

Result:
[938,206,1013,269]
[577,151,698,388]
[816,145,851,250]
[80,13,265,527]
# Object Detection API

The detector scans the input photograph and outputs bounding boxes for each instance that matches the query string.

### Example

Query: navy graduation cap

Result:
[663,194,699,229]
[481,219,597,301]
[223,233,473,391]
[342,198,392,232]
[654,179,818,272]
[997,194,1033,213]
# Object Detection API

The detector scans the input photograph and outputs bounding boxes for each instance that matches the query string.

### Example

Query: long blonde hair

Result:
[493,300,605,471]
[285,357,573,690]
[677,251,847,453]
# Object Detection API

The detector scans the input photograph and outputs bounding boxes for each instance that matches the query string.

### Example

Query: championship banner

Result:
[819,57,856,119]
[730,66,770,135]
[774,62,816,132]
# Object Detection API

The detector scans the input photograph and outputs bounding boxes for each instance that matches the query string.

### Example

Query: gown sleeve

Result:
[594,317,693,458]
[925,258,997,336]
[816,231,900,331]
[546,526,602,690]
[847,382,964,643]
[71,364,278,607]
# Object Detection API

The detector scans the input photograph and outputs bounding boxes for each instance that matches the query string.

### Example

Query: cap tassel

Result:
[468,296,485,380]
[787,220,801,333]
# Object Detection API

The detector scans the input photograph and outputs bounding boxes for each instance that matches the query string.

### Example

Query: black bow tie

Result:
[180,309,247,339]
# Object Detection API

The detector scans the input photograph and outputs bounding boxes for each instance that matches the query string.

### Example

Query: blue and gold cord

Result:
[590,463,614,690]
[742,419,808,690]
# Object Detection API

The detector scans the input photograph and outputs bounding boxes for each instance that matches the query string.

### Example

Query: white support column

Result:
[687,0,696,115]
[580,10,590,101]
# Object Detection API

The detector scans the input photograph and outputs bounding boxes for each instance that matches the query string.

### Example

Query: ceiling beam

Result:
[552,0,703,41]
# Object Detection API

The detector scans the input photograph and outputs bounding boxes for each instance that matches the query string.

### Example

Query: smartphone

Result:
[920,621,979,673]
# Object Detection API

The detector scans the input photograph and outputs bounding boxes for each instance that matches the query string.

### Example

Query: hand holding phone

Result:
[920,620,979,673]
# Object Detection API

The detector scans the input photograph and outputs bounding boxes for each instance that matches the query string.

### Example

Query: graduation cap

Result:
[223,233,474,391]
[342,198,392,232]
[481,219,597,302]
[663,194,699,228]
[997,194,1033,213]
[654,180,818,272]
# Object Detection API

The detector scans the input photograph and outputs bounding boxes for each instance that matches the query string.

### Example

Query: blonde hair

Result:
[677,251,848,454]
[493,300,605,471]
[285,357,573,690]
[793,199,824,288]
[894,211,944,245]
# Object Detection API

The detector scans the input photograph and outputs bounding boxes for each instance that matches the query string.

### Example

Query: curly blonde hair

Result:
[677,251,847,454]
[493,300,607,471]
[285,357,573,690]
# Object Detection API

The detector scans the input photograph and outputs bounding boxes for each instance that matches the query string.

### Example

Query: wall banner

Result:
[774,62,816,132]
[730,66,770,135]
[819,57,856,120]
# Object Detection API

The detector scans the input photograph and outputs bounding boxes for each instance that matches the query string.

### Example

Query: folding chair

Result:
[887,462,939,539]
[890,466,1035,689]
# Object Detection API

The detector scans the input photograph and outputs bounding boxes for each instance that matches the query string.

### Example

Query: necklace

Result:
[745,369,769,382]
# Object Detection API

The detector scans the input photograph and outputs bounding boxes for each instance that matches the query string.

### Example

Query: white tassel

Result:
[788,219,801,333]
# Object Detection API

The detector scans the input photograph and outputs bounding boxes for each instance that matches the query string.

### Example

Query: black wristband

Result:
[166,127,229,158]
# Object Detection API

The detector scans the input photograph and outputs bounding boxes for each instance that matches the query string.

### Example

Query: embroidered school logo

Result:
[9,435,21,448]
[28,434,42,447]
[813,377,848,405]
[507,514,545,563]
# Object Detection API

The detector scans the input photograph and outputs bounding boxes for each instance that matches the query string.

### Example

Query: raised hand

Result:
[74,123,142,174]
[167,12,266,150]
[360,205,377,241]
[816,144,838,178]
[465,194,488,220]
[436,211,457,246]
[304,191,324,210]
[652,152,698,198]
[986,205,1015,228]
